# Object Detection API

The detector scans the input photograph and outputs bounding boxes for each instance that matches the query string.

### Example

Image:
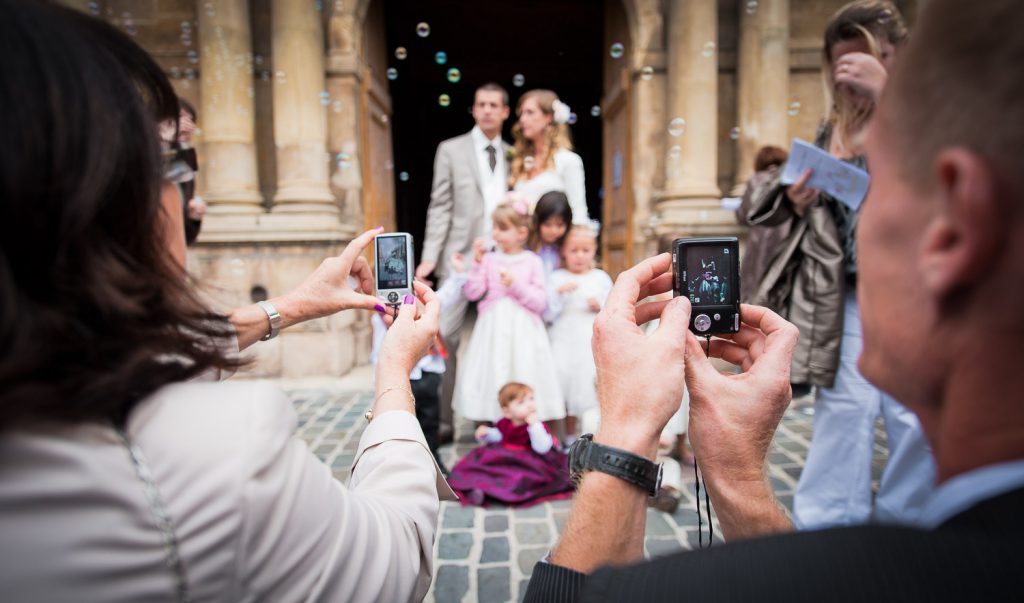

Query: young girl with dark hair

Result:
[528,190,574,275]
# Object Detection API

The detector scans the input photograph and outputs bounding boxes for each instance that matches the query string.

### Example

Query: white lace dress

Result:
[513,149,590,223]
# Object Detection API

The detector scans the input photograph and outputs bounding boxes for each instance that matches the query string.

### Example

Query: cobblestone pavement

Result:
[281,366,890,603]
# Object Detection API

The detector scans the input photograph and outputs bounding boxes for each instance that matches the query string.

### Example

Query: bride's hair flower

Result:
[552,99,571,125]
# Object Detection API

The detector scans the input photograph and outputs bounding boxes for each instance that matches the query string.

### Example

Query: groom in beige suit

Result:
[416,82,511,442]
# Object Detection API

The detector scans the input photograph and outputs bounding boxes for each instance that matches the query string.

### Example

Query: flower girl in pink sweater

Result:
[454,199,566,424]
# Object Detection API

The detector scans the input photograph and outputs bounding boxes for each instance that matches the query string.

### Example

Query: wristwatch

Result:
[257,300,282,341]
[568,433,663,496]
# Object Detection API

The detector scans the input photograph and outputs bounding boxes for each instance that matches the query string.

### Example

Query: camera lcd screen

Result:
[685,245,733,306]
[376,235,409,289]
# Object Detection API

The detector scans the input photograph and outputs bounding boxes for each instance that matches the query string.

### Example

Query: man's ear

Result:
[919,148,1003,298]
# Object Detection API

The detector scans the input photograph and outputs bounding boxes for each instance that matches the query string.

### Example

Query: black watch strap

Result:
[568,433,662,496]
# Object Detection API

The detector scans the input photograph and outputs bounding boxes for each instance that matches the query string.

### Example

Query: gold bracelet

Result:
[364,386,416,422]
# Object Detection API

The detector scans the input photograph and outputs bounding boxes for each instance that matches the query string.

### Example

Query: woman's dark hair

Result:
[0,0,240,430]
[528,191,573,251]
[754,145,788,172]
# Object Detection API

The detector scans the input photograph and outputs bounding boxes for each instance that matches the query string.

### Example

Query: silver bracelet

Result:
[256,300,282,341]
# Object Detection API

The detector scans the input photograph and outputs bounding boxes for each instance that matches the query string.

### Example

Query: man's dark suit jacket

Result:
[525,486,1024,601]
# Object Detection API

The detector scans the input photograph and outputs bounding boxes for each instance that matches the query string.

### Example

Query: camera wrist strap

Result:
[694,334,713,549]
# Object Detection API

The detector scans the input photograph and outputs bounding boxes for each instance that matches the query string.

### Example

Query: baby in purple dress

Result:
[448,383,575,507]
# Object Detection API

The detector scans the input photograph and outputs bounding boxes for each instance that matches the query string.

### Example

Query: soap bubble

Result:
[416,22,430,38]
[730,126,741,141]
[332,100,343,113]
[746,0,759,15]
[87,1,99,15]
[446,68,461,83]
[512,73,525,87]
[438,94,451,107]
[181,21,192,33]
[610,43,624,59]
[434,51,447,65]
[336,152,352,170]
[668,117,686,137]
[319,90,331,107]
[386,67,398,81]
[254,54,264,66]
[668,145,682,160]
[641,65,654,81]
[788,101,801,117]
[702,41,716,58]
[187,50,199,65]
[395,47,408,60]
[524,156,535,171]
[567,112,578,125]
[590,105,601,118]
[399,171,410,181]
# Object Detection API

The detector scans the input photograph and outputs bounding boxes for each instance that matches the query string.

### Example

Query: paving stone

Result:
[769,452,792,464]
[513,504,547,518]
[444,505,476,529]
[438,532,474,560]
[480,536,510,563]
[518,547,548,574]
[646,509,675,536]
[518,579,531,603]
[484,514,509,533]
[553,511,569,533]
[778,495,794,511]
[672,508,701,527]
[646,537,683,558]
[514,522,551,545]
[477,567,510,602]
[549,499,573,510]
[435,565,469,603]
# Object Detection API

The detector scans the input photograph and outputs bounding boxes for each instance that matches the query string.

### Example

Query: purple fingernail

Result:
[373,304,386,313]
[403,294,414,305]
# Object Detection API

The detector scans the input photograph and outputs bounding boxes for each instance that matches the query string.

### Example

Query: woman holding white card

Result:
[745,1,935,531]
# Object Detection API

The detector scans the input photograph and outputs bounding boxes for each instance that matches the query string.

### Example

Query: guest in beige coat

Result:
[0,2,452,601]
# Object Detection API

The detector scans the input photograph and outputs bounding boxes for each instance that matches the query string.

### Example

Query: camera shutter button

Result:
[694,314,712,332]
[387,291,399,303]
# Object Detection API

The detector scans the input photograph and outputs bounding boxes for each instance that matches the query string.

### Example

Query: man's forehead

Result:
[475,91,503,105]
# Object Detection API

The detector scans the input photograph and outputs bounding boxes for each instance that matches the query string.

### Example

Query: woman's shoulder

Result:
[554,148,583,167]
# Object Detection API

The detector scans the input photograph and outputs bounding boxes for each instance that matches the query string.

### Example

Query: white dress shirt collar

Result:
[919,458,1024,528]
[471,125,502,150]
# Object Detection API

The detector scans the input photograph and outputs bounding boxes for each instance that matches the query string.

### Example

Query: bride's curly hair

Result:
[508,89,574,188]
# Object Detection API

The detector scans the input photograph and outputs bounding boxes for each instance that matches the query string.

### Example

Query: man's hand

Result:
[786,169,820,216]
[592,253,691,458]
[449,252,466,274]
[415,261,435,286]
[834,51,887,103]
[684,304,799,539]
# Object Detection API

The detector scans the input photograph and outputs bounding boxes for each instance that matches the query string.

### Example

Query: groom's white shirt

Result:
[470,125,507,239]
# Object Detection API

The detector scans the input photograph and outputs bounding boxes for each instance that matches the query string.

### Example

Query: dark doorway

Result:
[383,0,605,255]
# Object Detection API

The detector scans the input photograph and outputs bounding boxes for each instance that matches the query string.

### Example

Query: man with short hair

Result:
[417,83,512,441]
[525,1,1024,599]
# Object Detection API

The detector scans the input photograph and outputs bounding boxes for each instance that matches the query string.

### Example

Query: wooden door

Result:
[360,69,396,232]
[601,67,633,279]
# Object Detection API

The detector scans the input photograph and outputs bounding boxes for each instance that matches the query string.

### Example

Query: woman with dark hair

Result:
[0,1,451,600]
[746,0,934,529]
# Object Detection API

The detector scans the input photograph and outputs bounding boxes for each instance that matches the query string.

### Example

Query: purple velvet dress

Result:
[448,419,575,507]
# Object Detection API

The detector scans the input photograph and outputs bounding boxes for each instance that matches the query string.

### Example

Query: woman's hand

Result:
[376,282,441,379]
[834,51,887,103]
[785,169,820,217]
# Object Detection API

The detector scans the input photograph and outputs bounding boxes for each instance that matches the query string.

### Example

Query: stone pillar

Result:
[270,0,338,218]
[197,0,263,218]
[656,0,736,237]
[734,0,790,192]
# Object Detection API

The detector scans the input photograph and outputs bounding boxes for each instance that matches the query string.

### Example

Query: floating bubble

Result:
[668,145,682,159]
[181,33,192,46]
[399,171,410,181]
[702,41,716,58]
[434,51,447,65]
[668,117,686,137]
[788,101,801,117]
[259,70,271,82]
[590,105,601,118]
[512,73,525,87]
[336,152,352,170]
[395,47,407,60]
[187,50,199,65]
[87,1,99,15]
[204,1,215,16]
[184,68,197,80]
[315,0,322,11]
[254,54,264,66]
[386,67,398,81]
[229,258,246,277]
[124,20,137,36]
[524,156,535,171]
[416,22,430,38]
[567,112,578,125]
[332,100,343,113]
[169,67,181,79]
[438,94,451,107]
[446,68,461,83]
[730,126,741,141]
[275,71,287,85]
[746,0,759,15]
[610,43,624,59]
[319,90,331,107]
[641,65,654,81]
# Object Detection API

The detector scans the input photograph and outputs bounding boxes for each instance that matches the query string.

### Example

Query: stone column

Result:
[734,0,790,192]
[197,0,263,217]
[656,0,736,236]
[270,0,337,217]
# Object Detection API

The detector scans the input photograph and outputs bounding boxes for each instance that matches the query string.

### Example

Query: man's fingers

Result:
[708,323,768,360]
[635,299,671,326]
[339,226,384,270]
[604,253,671,316]
[651,297,692,349]
[637,273,675,301]
[707,339,754,371]
[738,304,800,376]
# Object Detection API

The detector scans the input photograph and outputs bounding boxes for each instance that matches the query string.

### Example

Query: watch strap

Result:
[257,300,282,341]
[569,433,662,496]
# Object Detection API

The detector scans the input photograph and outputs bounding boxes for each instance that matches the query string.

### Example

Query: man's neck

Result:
[478,126,501,142]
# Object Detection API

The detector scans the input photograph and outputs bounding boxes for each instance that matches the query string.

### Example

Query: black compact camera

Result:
[671,237,741,334]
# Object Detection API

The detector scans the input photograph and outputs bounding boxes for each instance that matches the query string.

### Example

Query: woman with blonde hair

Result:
[508,89,590,223]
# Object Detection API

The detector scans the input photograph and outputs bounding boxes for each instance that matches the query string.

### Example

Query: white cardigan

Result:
[513,148,590,224]
[0,380,454,602]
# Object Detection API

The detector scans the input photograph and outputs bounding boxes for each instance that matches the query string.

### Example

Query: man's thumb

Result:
[653,296,692,341]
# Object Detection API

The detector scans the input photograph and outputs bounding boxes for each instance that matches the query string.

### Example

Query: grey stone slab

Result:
[518,547,548,574]
[513,504,547,518]
[480,536,510,563]
[444,505,476,529]
[672,508,701,527]
[645,509,675,536]
[553,511,569,533]
[438,532,474,560]
[549,498,572,510]
[484,514,509,533]
[435,565,469,603]
[778,495,794,511]
[646,537,683,558]
[779,440,807,453]
[518,579,531,603]
[477,567,510,603]
[514,522,551,545]
[769,452,792,464]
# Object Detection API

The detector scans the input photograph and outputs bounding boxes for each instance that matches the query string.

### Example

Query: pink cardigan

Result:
[463,250,547,318]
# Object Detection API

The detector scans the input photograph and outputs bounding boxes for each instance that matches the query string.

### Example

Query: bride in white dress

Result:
[508,89,590,224]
